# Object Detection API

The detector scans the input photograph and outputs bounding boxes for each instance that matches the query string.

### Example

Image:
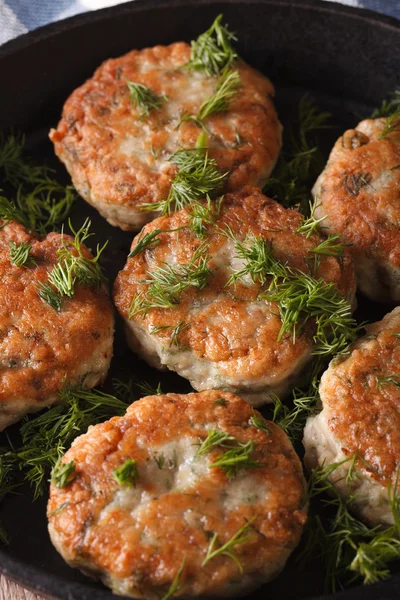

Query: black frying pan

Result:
[0,1,399,598]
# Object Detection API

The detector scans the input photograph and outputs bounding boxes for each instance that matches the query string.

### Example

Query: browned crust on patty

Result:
[313,118,400,268]
[47,390,307,598]
[0,221,114,423]
[319,307,400,487]
[50,43,282,230]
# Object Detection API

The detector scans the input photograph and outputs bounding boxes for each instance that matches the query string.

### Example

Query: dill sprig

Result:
[210,440,261,479]
[197,430,236,455]
[226,230,358,356]
[136,381,163,396]
[371,90,400,118]
[379,108,400,139]
[143,136,227,215]
[129,242,211,318]
[185,14,238,76]
[264,95,331,214]
[113,458,139,487]
[376,374,400,390]
[126,80,167,118]
[302,460,400,590]
[296,202,327,238]
[249,414,271,436]
[181,69,241,128]
[51,459,76,489]
[0,131,49,187]
[188,195,223,237]
[4,387,129,500]
[128,229,163,258]
[308,235,344,258]
[202,517,256,571]
[9,241,35,268]
[39,219,107,309]
[161,558,186,600]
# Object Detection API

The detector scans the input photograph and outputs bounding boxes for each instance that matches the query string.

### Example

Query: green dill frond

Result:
[376,374,400,390]
[197,430,236,456]
[296,201,327,238]
[37,282,62,312]
[45,219,107,299]
[188,195,223,237]
[181,69,241,127]
[202,516,256,571]
[136,381,163,396]
[264,95,331,213]
[128,229,163,258]
[210,440,261,479]
[161,558,186,600]
[112,378,136,403]
[0,451,20,504]
[113,458,139,487]
[143,141,227,215]
[126,80,167,118]
[249,414,271,435]
[272,385,321,443]
[154,453,165,469]
[213,398,227,406]
[9,241,35,268]
[225,233,286,286]
[129,242,211,318]
[0,131,48,187]
[51,459,76,489]
[379,108,400,139]
[186,14,238,76]
[371,90,400,118]
[308,234,344,257]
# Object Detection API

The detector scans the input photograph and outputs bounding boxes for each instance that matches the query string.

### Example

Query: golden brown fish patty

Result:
[313,118,400,303]
[304,307,400,526]
[0,221,114,429]
[113,187,356,405]
[47,390,307,598]
[50,43,282,231]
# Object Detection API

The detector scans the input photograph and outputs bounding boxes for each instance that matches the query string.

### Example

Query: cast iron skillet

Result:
[0,0,400,598]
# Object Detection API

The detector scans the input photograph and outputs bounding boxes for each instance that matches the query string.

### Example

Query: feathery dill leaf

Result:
[371,90,400,118]
[185,14,238,75]
[136,381,163,396]
[264,95,331,214]
[296,202,327,238]
[180,69,240,128]
[9,241,35,268]
[379,107,400,139]
[308,235,344,258]
[0,131,49,187]
[376,374,400,390]
[188,195,223,237]
[51,459,76,488]
[161,558,186,600]
[210,440,260,479]
[37,282,62,312]
[126,81,167,118]
[128,229,163,258]
[113,458,139,487]
[112,378,136,403]
[302,461,400,590]
[249,414,271,435]
[197,430,236,455]
[43,219,107,303]
[142,137,227,215]
[129,242,211,318]
[202,517,256,571]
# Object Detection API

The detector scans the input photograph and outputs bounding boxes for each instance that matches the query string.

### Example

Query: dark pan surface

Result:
[0,0,400,598]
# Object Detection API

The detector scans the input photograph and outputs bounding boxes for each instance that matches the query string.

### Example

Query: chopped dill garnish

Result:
[371,90,400,118]
[302,460,400,590]
[376,374,400,390]
[128,229,163,258]
[185,14,238,75]
[379,107,400,139]
[210,440,261,479]
[37,282,62,312]
[41,219,107,303]
[392,333,400,338]
[197,430,236,456]
[113,458,139,487]
[188,195,223,237]
[112,378,136,403]
[136,381,163,396]
[264,95,331,214]
[181,69,241,128]
[161,558,186,600]
[296,202,327,238]
[213,398,227,406]
[51,459,76,489]
[249,414,271,436]
[126,80,167,118]
[142,135,227,216]
[202,516,256,571]
[308,235,344,257]
[154,453,165,469]
[129,242,211,318]
[9,241,35,268]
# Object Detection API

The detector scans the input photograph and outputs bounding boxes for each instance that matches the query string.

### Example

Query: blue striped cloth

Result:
[0,0,399,46]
